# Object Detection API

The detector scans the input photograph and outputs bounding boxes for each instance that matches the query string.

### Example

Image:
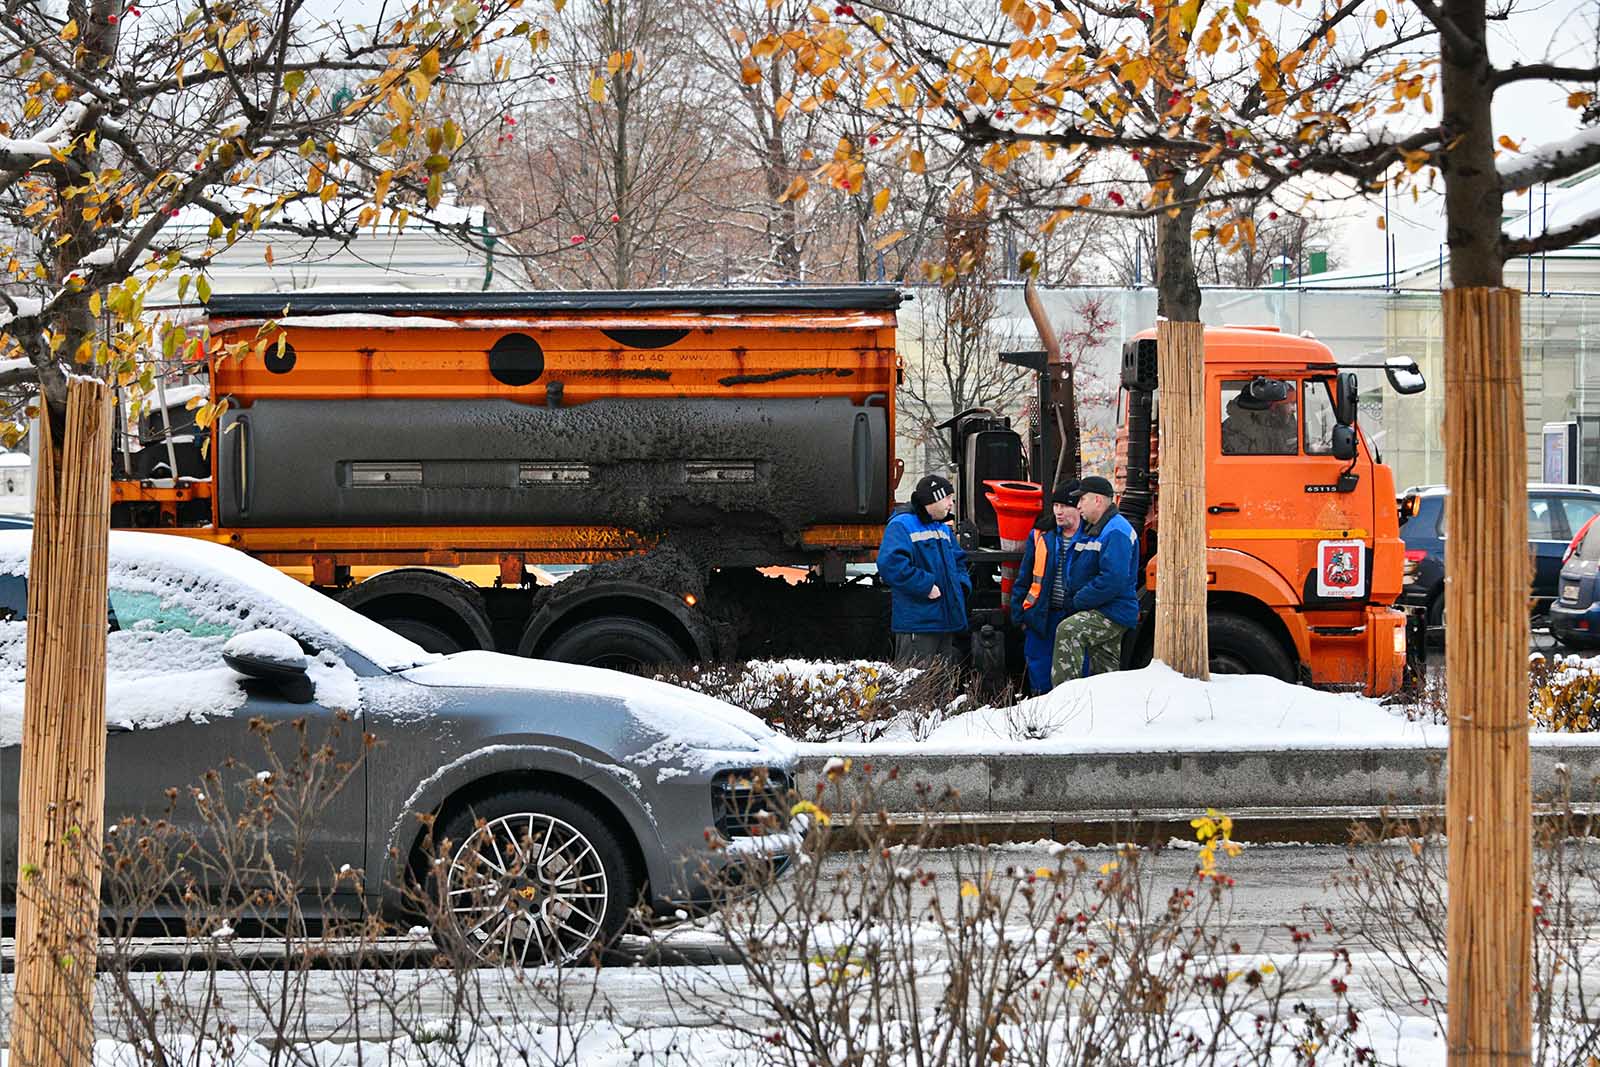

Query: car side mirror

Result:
[1335,371,1359,426]
[222,628,315,704]
[1331,424,1358,462]
[1385,358,1427,395]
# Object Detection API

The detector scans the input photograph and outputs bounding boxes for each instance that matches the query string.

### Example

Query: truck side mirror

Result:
[1385,359,1427,395]
[1331,424,1358,461]
[1336,372,1359,426]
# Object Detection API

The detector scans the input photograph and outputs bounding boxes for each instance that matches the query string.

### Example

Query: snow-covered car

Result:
[0,531,800,965]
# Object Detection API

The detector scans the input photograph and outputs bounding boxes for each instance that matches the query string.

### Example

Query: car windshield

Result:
[0,530,435,672]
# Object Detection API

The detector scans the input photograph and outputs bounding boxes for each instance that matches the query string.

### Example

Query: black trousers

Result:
[892,631,957,667]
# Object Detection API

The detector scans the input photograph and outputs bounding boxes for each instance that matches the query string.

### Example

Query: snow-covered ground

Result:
[0,1014,1455,1067]
[669,656,1600,751]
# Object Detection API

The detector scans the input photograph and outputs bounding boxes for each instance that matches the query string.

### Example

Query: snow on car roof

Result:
[0,530,436,672]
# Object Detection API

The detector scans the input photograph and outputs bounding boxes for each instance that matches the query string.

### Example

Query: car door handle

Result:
[1208,504,1241,515]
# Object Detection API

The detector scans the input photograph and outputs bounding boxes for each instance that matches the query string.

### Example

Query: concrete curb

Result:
[793,746,1600,816]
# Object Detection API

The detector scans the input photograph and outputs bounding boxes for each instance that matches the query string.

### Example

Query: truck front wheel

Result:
[542,616,686,671]
[1207,612,1296,682]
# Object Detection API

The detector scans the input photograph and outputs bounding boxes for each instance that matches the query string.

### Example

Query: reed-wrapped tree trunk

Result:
[1153,319,1209,679]
[1443,287,1531,1065]
[13,377,114,1067]
[1151,196,1209,680]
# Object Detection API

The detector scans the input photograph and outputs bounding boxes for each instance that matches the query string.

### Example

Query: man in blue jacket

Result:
[877,474,971,666]
[1052,475,1140,686]
[1011,481,1082,695]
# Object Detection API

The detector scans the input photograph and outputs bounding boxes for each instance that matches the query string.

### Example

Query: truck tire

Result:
[337,569,494,654]
[382,618,464,655]
[542,616,686,670]
[429,788,636,966]
[1208,612,1296,682]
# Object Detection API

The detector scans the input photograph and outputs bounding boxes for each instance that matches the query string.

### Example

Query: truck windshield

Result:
[1220,379,1298,456]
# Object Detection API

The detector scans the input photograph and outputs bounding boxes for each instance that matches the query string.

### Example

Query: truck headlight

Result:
[1393,625,1407,656]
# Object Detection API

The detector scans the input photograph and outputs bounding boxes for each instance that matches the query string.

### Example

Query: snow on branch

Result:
[1499,125,1600,192]
[0,102,88,169]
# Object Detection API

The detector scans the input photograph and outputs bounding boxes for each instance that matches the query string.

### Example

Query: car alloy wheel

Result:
[445,811,612,967]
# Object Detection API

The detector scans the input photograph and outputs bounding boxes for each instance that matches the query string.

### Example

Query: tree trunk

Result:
[1153,318,1208,679]
[1443,288,1532,1067]
[13,377,114,1067]
[1151,201,1208,678]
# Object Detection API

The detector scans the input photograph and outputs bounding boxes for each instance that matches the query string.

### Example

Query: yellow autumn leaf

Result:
[1497,134,1519,152]
[1374,7,1388,26]
[740,60,762,85]
[872,229,905,250]
[223,21,248,50]
[61,18,78,41]
[775,93,793,121]
[872,187,890,215]
[778,174,808,202]
[421,49,440,77]
[264,245,274,265]
[907,149,926,174]
[589,76,606,102]
[88,291,101,318]
[960,881,979,898]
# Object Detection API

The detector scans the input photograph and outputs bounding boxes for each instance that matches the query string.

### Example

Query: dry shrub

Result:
[651,659,974,742]
[1530,654,1600,732]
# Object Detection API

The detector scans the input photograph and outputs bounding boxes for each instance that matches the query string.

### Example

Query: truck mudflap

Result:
[1299,605,1407,695]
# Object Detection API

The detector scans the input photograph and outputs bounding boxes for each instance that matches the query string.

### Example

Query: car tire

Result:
[542,616,685,670]
[1208,612,1296,682]
[430,789,637,967]
[380,617,464,654]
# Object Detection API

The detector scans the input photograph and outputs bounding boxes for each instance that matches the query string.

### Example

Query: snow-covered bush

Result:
[652,659,972,742]
[1530,654,1600,732]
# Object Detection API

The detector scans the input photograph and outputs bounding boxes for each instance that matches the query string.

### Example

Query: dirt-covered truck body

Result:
[112,289,1418,695]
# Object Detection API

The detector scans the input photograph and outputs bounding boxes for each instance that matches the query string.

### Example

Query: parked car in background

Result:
[1550,516,1600,648]
[0,531,800,965]
[1398,483,1600,635]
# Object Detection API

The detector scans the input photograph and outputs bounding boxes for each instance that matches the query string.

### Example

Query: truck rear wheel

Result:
[1208,612,1296,682]
[542,616,686,671]
[382,618,464,655]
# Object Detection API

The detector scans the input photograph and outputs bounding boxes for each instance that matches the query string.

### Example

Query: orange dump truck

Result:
[112,290,1421,695]
[1113,326,1425,694]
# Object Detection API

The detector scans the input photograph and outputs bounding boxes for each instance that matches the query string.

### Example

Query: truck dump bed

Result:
[125,289,902,566]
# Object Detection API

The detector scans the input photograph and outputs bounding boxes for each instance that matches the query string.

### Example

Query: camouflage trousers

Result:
[1051,610,1129,687]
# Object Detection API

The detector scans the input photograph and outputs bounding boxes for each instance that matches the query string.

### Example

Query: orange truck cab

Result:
[1114,326,1426,695]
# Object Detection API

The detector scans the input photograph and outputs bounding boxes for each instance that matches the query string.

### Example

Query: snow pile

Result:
[914,663,1441,753]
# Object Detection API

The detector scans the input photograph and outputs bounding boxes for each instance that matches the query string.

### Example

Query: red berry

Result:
[571,234,585,244]
[1267,211,1278,220]
[1130,150,1142,161]
[548,76,557,85]
[1289,160,1301,170]
[994,110,1005,119]
[1274,146,1285,156]
[867,135,879,146]
[610,213,620,222]
[1108,190,1125,206]
[107,12,118,22]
